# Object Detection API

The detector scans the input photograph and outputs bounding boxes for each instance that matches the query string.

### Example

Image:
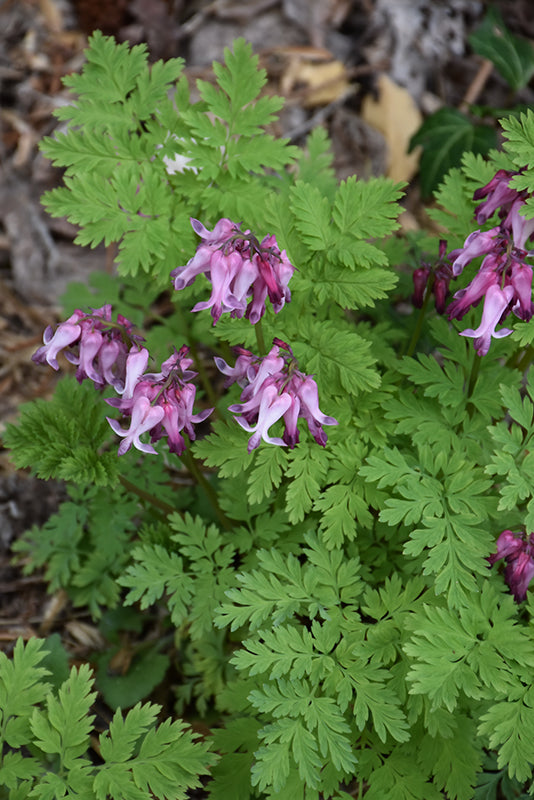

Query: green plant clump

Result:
[3,30,534,800]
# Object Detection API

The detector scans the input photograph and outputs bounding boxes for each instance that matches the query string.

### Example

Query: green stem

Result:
[188,339,219,410]
[466,348,482,413]
[507,343,534,373]
[119,475,178,517]
[179,449,233,531]
[255,318,267,356]
[149,310,220,410]
[404,276,434,358]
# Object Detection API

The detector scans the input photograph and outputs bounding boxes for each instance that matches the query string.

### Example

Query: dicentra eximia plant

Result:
[5,30,534,800]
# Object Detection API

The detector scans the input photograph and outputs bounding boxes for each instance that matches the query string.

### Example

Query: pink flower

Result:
[449,228,502,277]
[107,396,165,456]
[214,347,256,387]
[459,284,514,356]
[233,383,292,452]
[171,218,295,325]
[445,168,534,355]
[32,309,85,370]
[411,240,452,313]
[504,552,534,602]
[504,199,534,250]
[106,346,212,456]
[448,266,500,321]
[509,261,534,321]
[474,169,523,224]
[488,530,525,565]
[412,267,430,308]
[33,304,145,391]
[191,250,244,323]
[120,347,150,399]
[489,530,534,602]
[218,340,337,452]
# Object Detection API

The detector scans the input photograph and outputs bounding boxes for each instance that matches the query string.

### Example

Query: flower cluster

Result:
[488,529,534,602]
[32,305,211,456]
[106,346,212,456]
[412,239,452,314]
[215,339,338,453]
[171,218,294,325]
[32,304,144,392]
[447,168,534,356]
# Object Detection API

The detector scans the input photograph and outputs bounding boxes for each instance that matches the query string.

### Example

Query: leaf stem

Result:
[507,343,534,373]
[466,347,481,413]
[119,474,177,517]
[188,339,219,410]
[404,275,434,358]
[255,318,267,356]
[179,449,233,530]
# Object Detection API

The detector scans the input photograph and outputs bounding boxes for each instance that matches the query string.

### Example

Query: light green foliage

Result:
[289,176,402,308]
[0,639,216,799]
[360,442,495,607]
[212,536,418,794]
[501,110,534,222]
[404,585,534,785]
[40,33,297,280]
[120,513,237,649]
[3,378,119,486]
[485,378,534,529]
[215,532,363,632]
[12,484,138,618]
[8,33,534,800]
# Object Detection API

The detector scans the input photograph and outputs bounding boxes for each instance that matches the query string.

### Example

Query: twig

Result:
[459,58,494,113]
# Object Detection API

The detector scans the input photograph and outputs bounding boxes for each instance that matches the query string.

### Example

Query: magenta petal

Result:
[504,551,534,601]
[107,396,164,455]
[120,347,149,399]
[233,384,292,452]
[32,322,81,369]
[460,284,514,356]
[488,530,524,565]
[510,262,534,321]
[450,228,501,277]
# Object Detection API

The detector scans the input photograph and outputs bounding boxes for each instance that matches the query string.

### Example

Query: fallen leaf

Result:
[361,73,422,183]
[277,46,351,107]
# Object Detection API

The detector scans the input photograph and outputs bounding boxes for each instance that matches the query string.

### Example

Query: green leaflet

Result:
[0,639,216,800]
[3,378,120,486]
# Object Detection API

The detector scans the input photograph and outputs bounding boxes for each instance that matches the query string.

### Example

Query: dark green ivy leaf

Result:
[95,645,170,710]
[469,7,534,92]
[409,108,497,198]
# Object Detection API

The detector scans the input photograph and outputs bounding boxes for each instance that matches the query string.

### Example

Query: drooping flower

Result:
[32,304,145,392]
[446,167,534,355]
[411,240,452,313]
[489,529,534,602]
[448,228,503,277]
[107,395,165,456]
[32,309,85,371]
[106,346,212,456]
[171,218,295,325]
[217,339,337,453]
[473,168,524,224]
[459,284,514,356]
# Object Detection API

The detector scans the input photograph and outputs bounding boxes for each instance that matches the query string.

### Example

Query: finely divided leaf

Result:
[119,544,194,626]
[30,664,96,770]
[332,176,403,240]
[0,639,51,748]
[290,181,333,251]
